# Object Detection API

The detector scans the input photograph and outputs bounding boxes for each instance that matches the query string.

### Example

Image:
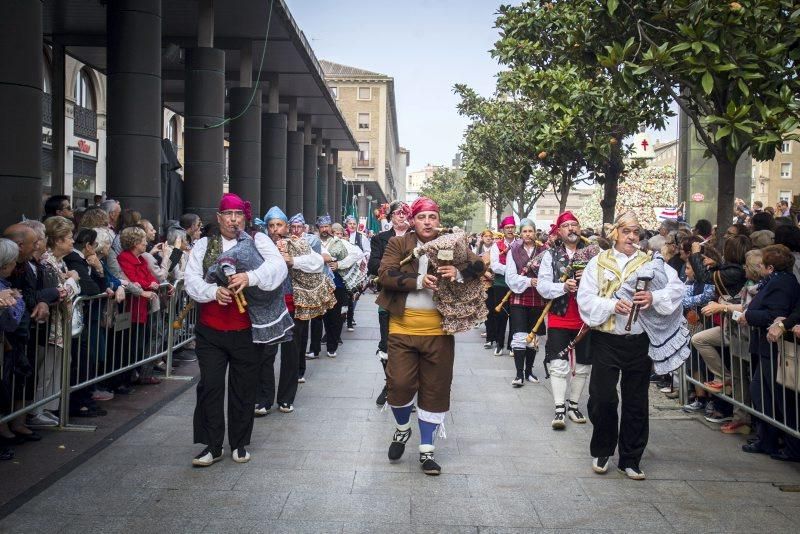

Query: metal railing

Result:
[679,312,800,439]
[0,280,197,428]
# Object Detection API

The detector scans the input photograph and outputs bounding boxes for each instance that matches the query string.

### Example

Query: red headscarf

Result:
[500,215,516,228]
[219,193,252,221]
[555,211,579,228]
[410,196,439,218]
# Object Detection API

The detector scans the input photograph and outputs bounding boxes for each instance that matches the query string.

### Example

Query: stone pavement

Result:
[2,294,800,533]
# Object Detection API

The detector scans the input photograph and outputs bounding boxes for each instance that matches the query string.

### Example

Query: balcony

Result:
[73,105,97,139]
[352,157,374,169]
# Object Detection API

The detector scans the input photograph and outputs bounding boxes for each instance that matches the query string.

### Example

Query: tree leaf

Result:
[701,71,714,94]
[607,0,619,16]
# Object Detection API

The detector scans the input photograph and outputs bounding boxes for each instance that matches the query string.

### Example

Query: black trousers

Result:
[294,317,308,376]
[310,285,346,354]
[509,305,545,377]
[487,285,511,348]
[378,309,390,353]
[587,331,651,468]
[193,325,261,451]
[346,291,357,328]
[256,339,298,407]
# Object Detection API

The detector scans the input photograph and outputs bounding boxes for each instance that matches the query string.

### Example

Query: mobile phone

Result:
[731,310,742,321]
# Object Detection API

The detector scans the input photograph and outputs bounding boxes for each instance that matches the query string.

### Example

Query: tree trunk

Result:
[715,156,736,237]
[600,151,623,224]
[558,174,571,212]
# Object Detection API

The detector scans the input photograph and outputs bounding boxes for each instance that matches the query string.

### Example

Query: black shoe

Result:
[649,373,664,383]
[13,431,42,442]
[419,451,441,475]
[742,441,768,454]
[192,446,224,467]
[376,385,388,406]
[174,349,197,362]
[388,427,412,461]
[592,456,610,474]
[0,447,13,461]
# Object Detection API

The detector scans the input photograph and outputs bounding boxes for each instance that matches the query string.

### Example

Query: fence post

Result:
[163,280,193,382]
[58,298,96,431]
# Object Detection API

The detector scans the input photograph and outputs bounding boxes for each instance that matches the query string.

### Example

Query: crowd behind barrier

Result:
[0,281,197,428]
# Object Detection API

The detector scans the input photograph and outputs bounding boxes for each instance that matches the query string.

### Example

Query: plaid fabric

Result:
[510,286,545,308]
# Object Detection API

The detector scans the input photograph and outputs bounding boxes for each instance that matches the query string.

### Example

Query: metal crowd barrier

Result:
[679,312,800,439]
[0,280,197,430]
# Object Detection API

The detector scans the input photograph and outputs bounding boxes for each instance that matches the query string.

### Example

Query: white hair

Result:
[0,238,19,266]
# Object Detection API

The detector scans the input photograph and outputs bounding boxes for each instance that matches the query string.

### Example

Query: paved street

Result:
[2,294,800,533]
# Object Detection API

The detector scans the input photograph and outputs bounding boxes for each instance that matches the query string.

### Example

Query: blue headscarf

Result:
[289,213,305,225]
[316,214,332,226]
[265,206,287,223]
[344,214,356,224]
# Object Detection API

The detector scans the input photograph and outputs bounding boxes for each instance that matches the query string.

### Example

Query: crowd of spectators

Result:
[0,195,196,461]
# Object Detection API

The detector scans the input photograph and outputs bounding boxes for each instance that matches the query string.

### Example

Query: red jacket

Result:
[118,250,158,324]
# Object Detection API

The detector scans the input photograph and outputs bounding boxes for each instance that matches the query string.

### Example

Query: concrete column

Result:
[106,0,163,224]
[261,113,287,213]
[335,170,343,224]
[286,130,304,217]
[317,153,329,216]
[302,142,317,223]
[184,47,225,222]
[357,195,368,221]
[327,163,337,221]
[228,87,261,206]
[51,41,66,196]
[0,0,43,226]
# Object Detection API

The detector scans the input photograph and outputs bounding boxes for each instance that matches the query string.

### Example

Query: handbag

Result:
[777,338,800,392]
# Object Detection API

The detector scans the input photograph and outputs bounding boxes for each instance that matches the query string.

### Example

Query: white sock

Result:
[551,374,568,407]
[419,444,435,453]
[569,374,588,404]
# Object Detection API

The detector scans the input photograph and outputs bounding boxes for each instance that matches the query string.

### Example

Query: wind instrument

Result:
[525,271,569,346]
[172,301,194,329]
[494,241,545,313]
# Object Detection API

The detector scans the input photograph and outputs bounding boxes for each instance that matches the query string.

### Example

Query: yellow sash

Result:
[389,308,445,336]
[595,249,651,332]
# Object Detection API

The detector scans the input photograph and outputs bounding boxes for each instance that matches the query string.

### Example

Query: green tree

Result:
[492,2,672,223]
[418,168,482,229]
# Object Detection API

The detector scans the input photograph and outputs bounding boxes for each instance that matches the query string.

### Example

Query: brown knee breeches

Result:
[386,334,455,413]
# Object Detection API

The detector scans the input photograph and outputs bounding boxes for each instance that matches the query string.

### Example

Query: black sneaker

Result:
[376,384,389,406]
[192,446,223,467]
[551,405,566,430]
[419,451,441,475]
[174,349,197,362]
[388,427,412,461]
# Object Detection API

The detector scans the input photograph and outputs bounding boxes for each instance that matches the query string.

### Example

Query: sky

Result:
[285,0,679,173]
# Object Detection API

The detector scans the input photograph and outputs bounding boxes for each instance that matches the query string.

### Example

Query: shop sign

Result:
[691,193,705,202]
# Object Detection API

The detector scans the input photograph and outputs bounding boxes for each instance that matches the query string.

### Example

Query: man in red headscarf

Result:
[184,193,289,467]
[486,215,520,355]
[536,211,601,430]
[377,197,486,475]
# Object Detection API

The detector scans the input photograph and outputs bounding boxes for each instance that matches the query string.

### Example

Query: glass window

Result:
[782,141,792,154]
[779,190,792,202]
[358,142,370,163]
[358,86,371,100]
[330,86,338,99]
[358,113,370,130]
[166,116,179,146]
[74,69,95,110]
[781,162,792,179]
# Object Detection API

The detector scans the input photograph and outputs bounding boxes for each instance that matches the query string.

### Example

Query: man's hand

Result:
[767,323,784,343]
[227,272,250,294]
[422,274,438,291]
[327,261,338,271]
[564,279,578,293]
[31,302,50,322]
[574,269,583,282]
[281,252,294,267]
[633,290,653,310]
[737,312,749,326]
[216,287,234,305]
[322,253,333,262]
[614,299,632,315]
[115,286,126,303]
[437,265,457,281]
[167,284,175,297]
[530,277,538,288]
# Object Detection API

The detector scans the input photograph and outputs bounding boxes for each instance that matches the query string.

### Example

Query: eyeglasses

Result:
[219,210,244,218]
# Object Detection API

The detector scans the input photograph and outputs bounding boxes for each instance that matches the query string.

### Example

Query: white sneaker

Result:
[618,466,646,480]
[27,413,58,427]
[526,374,539,383]
[232,447,250,463]
[347,327,354,332]
[376,350,388,361]
[305,352,318,360]
[592,456,610,474]
[511,377,523,388]
[192,447,224,467]
[327,351,337,358]
[279,403,294,413]
[254,404,270,417]
[493,347,503,356]
[297,376,306,383]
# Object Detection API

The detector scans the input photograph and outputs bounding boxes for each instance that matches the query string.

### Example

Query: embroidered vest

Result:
[595,249,651,333]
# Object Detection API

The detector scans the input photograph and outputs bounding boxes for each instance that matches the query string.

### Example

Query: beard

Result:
[563,232,579,244]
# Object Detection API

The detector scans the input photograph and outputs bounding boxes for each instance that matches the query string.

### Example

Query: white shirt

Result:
[489,239,516,277]
[536,247,575,300]
[408,240,437,310]
[184,233,287,304]
[292,248,324,274]
[348,231,371,257]
[576,247,684,335]
[505,245,538,294]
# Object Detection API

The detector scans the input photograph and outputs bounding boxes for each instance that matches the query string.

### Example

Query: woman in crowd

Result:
[117,226,161,386]
[774,224,800,284]
[0,238,26,458]
[740,245,800,458]
[681,249,716,406]
[475,230,496,346]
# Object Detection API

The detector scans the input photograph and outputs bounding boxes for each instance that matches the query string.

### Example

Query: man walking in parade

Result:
[487,216,519,355]
[577,211,683,479]
[344,215,370,332]
[185,193,291,467]
[536,212,600,429]
[367,201,410,406]
[378,197,486,475]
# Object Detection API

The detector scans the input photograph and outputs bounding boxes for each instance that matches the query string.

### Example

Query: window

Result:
[357,86,371,100]
[358,142,370,164]
[782,141,792,154]
[166,116,179,146]
[779,190,792,203]
[357,113,370,130]
[73,155,96,193]
[330,86,338,99]
[781,162,792,179]
[74,69,95,110]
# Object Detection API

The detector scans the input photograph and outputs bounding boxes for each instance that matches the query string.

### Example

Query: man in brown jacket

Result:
[377,196,485,475]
